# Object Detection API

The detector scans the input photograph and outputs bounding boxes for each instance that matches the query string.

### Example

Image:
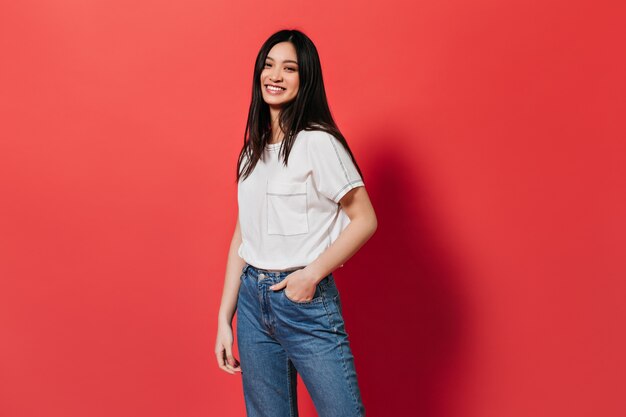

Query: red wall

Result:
[1,1,624,416]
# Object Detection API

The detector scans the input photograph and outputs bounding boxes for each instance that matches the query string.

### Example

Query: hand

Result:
[215,322,241,374]
[269,269,319,302]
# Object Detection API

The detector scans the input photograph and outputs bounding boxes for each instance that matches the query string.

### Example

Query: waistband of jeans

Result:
[242,263,303,279]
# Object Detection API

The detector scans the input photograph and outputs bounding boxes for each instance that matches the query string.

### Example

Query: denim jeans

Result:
[236,263,366,417]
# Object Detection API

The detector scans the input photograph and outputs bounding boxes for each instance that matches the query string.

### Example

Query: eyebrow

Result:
[265,56,299,65]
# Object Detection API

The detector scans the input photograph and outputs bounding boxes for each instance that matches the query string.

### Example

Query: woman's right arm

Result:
[215,217,246,374]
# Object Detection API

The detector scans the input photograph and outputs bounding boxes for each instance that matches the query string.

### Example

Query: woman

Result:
[215,29,377,417]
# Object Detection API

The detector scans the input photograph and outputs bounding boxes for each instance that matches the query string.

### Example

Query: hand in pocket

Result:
[269,269,318,302]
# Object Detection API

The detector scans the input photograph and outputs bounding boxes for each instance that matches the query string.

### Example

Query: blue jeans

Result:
[236,263,366,417]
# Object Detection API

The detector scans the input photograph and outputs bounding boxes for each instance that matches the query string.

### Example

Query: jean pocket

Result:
[266,181,309,236]
[282,284,324,305]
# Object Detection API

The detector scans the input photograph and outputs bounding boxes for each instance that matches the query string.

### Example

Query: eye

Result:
[286,67,297,72]
[264,63,271,67]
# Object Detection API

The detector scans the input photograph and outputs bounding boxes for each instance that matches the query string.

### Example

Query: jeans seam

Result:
[322,293,363,416]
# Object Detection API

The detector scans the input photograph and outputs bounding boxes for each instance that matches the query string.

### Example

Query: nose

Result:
[269,68,282,82]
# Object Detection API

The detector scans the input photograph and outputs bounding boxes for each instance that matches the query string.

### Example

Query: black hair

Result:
[236,28,364,183]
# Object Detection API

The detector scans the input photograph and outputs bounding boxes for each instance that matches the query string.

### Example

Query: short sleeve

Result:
[307,131,365,203]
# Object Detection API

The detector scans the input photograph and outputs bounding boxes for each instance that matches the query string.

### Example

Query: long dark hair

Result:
[236,29,364,183]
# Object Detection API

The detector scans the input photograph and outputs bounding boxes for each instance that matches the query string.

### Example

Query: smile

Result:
[265,85,286,94]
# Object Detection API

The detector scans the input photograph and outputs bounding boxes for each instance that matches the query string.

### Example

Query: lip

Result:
[265,84,286,95]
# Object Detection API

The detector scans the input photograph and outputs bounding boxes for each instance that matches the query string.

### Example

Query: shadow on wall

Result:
[337,132,473,417]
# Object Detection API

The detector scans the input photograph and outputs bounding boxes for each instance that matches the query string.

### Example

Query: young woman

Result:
[215,29,377,417]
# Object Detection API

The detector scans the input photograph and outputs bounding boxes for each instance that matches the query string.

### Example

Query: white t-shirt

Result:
[237,129,365,271]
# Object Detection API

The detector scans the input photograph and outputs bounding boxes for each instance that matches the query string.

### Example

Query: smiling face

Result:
[260,42,300,109]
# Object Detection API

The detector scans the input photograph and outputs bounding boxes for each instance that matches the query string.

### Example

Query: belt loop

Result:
[242,263,249,274]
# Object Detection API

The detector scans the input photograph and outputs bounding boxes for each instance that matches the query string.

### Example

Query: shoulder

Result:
[300,128,338,150]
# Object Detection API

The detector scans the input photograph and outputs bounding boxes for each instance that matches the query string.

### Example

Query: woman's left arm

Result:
[303,186,378,283]
[269,186,377,297]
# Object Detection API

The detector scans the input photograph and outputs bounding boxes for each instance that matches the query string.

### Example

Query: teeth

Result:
[267,85,285,91]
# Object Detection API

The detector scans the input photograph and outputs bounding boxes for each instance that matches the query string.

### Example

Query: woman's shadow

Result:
[328,132,473,416]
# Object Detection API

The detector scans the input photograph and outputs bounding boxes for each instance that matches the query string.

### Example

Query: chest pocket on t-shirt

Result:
[266,180,309,236]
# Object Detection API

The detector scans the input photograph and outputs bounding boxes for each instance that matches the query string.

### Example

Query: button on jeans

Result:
[236,263,366,417]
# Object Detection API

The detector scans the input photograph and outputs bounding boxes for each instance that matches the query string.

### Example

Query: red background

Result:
[1,1,624,416]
